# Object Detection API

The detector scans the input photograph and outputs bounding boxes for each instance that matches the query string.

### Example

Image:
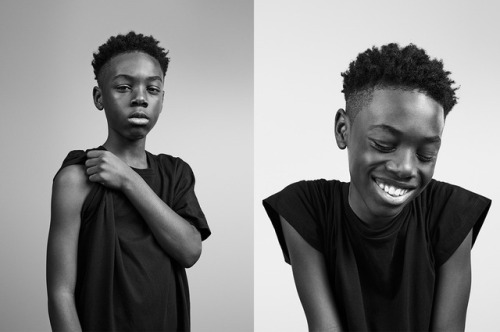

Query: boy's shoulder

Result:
[421,179,488,203]
[282,178,347,194]
[52,163,92,212]
[149,151,182,164]
[53,149,93,194]
[53,148,89,180]
[147,151,195,176]
[267,179,347,208]
[54,163,88,188]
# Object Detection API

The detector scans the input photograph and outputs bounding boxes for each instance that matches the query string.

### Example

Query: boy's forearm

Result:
[48,292,82,332]
[121,171,202,267]
[281,217,344,332]
[430,231,472,332]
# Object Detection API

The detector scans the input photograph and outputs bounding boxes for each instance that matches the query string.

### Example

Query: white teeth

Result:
[376,179,411,197]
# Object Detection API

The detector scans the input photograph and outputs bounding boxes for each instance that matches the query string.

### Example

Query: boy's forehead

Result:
[356,88,445,134]
[99,51,163,82]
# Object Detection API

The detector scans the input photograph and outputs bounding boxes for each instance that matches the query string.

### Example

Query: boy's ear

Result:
[335,108,350,150]
[93,86,104,110]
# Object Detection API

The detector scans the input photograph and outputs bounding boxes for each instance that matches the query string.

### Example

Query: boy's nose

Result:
[385,150,416,179]
[131,88,148,107]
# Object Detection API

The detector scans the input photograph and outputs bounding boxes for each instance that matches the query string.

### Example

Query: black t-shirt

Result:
[263,179,490,331]
[56,147,210,331]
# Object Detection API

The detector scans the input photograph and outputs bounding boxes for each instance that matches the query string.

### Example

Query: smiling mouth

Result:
[373,178,415,203]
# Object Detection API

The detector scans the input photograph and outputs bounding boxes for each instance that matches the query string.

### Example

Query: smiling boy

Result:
[47,32,210,331]
[263,44,491,331]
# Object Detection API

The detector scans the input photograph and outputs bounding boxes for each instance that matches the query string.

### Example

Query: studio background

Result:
[255,1,500,331]
[0,1,253,331]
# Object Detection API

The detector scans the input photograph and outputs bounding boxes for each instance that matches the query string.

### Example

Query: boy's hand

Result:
[85,150,135,190]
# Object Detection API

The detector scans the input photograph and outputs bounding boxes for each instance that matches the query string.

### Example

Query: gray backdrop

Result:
[0,1,253,331]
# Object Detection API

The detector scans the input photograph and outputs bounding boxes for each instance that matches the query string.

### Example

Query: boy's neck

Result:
[103,138,148,169]
[348,183,400,228]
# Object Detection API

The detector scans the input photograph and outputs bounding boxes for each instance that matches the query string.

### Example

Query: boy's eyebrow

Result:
[368,124,441,143]
[112,74,163,82]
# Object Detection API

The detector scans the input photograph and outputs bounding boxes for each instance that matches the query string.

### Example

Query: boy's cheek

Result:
[349,149,383,169]
[348,154,381,185]
[421,164,437,182]
[363,150,384,165]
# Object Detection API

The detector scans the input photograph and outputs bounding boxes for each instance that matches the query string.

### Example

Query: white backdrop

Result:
[0,1,253,331]
[255,1,500,331]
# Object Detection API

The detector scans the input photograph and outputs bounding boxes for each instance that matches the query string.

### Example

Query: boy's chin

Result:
[127,127,153,140]
[359,181,422,222]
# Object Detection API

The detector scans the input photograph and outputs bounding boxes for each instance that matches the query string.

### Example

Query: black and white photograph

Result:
[0,1,252,331]
[1,0,500,331]
[255,1,499,331]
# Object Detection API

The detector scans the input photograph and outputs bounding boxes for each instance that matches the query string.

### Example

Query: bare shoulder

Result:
[51,165,92,222]
[48,164,90,317]
[53,165,91,193]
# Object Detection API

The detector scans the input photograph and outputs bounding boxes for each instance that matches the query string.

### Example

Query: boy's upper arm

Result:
[280,215,343,331]
[47,165,91,295]
[430,230,472,331]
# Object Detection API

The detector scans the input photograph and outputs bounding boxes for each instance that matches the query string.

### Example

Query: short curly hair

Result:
[342,43,458,121]
[92,31,170,81]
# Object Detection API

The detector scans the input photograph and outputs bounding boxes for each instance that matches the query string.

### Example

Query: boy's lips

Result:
[129,111,149,119]
[128,118,149,125]
[372,177,416,205]
[128,112,149,125]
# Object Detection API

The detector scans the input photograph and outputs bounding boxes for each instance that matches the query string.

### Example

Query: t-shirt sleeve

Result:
[427,180,491,267]
[263,181,324,264]
[171,158,211,241]
[54,147,106,179]
[54,150,87,180]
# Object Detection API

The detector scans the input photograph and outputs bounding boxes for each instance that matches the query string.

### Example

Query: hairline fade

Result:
[345,84,444,124]
[92,31,170,82]
[342,43,458,122]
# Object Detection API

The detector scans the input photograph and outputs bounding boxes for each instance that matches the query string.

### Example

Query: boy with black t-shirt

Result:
[264,43,491,331]
[47,32,210,331]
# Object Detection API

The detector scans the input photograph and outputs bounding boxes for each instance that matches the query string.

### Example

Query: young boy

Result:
[47,32,210,331]
[263,43,491,331]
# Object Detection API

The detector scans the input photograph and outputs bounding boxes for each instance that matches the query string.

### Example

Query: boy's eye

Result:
[147,86,161,94]
[115,85,131,92]
[371,140,395,153]
[417,153,435,163]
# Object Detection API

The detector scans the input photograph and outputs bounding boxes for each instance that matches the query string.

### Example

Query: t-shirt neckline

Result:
[341,182,409,239]
[97,145,155,177]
